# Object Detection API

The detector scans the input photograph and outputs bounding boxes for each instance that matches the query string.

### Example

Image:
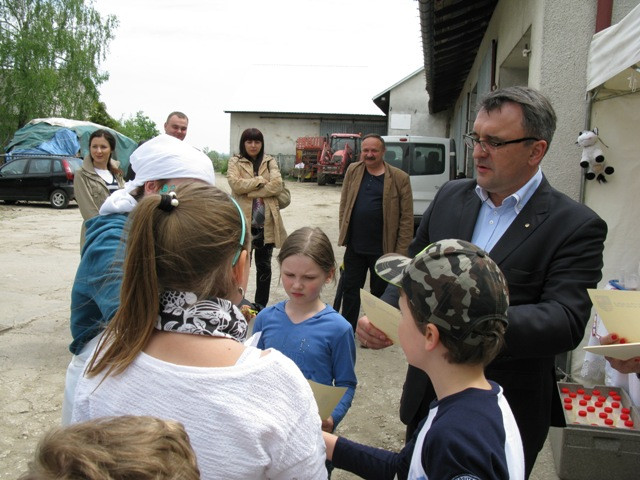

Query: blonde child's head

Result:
[20,416,199,480]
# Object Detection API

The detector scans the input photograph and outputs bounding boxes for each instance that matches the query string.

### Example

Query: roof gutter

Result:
[419,0,436,113]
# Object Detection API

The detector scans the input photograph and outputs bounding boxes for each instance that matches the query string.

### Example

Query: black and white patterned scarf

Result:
[156,291,248,342]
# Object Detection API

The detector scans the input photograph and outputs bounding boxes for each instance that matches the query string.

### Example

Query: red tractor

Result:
[316,133,361,185]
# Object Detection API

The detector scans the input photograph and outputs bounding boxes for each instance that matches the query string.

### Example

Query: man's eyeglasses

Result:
[463,134,540,153]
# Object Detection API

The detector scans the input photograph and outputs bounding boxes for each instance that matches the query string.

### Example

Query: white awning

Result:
[587,3,640,94]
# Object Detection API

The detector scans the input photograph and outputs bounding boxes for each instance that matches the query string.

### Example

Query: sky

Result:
[94,0,424,153]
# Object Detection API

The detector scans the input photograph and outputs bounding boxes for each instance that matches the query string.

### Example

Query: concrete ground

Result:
[0,173,561,479]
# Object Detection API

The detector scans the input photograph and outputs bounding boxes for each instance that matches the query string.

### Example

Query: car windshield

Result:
[332,138,357,151]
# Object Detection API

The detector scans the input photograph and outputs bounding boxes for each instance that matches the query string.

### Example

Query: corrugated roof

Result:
[419,0,498,113]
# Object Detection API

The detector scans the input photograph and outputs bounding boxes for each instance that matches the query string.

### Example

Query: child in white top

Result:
[71,183,326,480]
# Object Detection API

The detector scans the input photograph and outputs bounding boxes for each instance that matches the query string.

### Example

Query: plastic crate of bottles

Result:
[550,382,640,480]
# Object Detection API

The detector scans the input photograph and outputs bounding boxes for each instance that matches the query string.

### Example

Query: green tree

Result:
[89,101,121,131]
[0,0,118,147]
[119,111,159,143]
[204,147,230,174]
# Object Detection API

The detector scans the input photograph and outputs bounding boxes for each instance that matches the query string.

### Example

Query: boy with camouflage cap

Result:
[323,239,525,479]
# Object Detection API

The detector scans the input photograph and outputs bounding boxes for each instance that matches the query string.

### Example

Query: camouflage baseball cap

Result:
[374,239,509,345]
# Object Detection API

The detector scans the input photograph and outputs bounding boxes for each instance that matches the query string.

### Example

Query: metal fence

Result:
[275,154,296,176]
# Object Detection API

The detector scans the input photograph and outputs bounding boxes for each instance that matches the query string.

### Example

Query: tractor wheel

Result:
[327,177,336,185]
[317,173,327,186]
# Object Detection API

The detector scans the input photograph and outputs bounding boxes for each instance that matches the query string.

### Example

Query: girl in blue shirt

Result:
[253,227,357,432]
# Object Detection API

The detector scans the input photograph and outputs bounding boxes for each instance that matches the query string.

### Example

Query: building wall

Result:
[537,0,597,200]
[228,113,319,157]
[611,0,640,22]
[449,0,639,201]
[229,113,387,157]
[450,0,594,200]
[387,71,449,137]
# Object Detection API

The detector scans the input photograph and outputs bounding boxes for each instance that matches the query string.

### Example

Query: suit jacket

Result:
[338,160,413,255]
[396,176,607,459]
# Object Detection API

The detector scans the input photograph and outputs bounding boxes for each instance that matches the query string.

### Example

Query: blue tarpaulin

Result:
[5,118,137,171]
[6,128,81,157]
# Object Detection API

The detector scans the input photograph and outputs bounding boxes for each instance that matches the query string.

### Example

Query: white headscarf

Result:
[99,134,215,215]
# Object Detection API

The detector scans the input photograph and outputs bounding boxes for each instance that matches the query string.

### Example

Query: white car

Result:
[382,135,458,225]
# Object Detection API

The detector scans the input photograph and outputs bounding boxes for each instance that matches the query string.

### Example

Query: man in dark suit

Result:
[356,86,607,478]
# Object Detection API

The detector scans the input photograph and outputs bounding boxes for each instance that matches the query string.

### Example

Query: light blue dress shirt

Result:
[471,168,543,252]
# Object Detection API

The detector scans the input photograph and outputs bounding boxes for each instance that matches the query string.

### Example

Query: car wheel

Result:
[50,189,69,209]
[3,200,17,205]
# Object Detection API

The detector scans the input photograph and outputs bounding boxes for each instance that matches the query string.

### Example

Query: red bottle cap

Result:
[625,420,634,428]
[564,397,573,404]
[592,389,601,396]
[599,412,608,419]
[605,418,614,426]
[595,401,604,408]
[583,394,592,400]
[613,395,621,401]
[561,387,570,394]
[578,410,587,417]
[569,392,577,398]
[579,400,588,406]
[565,404,573,411]
[622,408,631,414]
[620,414,630,421]
[608,390,617,397]
[611,401,620,408]
[598,396,606,402]
[604,407,613,413]
[577,388,585,394]
[587,406,596,413]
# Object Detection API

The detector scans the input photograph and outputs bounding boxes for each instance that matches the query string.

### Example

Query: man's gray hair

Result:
[480,86,556,148]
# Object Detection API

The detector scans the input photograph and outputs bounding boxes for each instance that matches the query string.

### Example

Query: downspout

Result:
[579,90,593,204]
[580,0,613,203]
[595,0,613,33]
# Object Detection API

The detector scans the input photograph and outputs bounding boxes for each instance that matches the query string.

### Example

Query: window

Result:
[383,146,403,170]
[411,146,444,175]
[1,159,28,175]
[28,159,51,174]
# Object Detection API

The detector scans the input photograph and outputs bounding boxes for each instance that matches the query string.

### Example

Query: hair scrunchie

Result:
[158,191,179,212]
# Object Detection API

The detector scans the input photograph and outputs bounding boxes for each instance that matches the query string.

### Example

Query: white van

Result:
[382,135,458,225]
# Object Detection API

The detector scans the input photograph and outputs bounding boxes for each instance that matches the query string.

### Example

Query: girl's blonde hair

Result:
[86,182,250,379]
[277,227,336,276]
